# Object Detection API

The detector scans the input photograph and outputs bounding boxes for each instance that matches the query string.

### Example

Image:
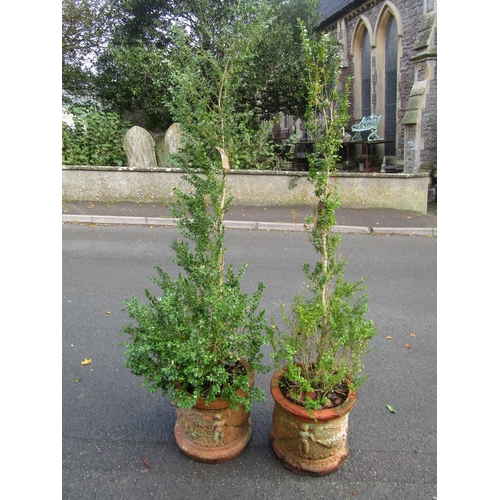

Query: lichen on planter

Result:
[172,366,256,464]
[174,397,253,464]
[269,369,357,476]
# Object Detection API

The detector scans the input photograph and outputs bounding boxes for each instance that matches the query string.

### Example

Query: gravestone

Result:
[122,126,157,168]
[164,123,183,156]
[62,107,75,127]
[155,135,168,167]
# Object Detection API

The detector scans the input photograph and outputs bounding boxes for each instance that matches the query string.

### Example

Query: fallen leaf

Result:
[81,358,92,365]
[410,333,416,337]
[386,336,392,339]
[387,405,396,413]
[404,344,412,349]
[74,378,81,383]
[142,457,150,468]
[106,311,111,314]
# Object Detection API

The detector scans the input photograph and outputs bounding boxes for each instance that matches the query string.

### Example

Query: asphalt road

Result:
[62,224,437,499]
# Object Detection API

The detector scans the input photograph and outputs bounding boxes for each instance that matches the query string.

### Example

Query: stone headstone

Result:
[122,126,157,168]
[164,123,183,155]
[62,107,75,127]
[155,135,168,167]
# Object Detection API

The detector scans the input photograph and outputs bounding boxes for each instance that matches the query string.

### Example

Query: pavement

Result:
[62,200,437,236]
[63,221,437,499]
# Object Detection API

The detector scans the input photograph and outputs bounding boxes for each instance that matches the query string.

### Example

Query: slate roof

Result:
[317,0,367,29]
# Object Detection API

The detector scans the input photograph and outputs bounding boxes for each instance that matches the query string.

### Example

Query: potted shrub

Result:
[121,151,270,462]
[120,3,273,464]
[269,23,377,476]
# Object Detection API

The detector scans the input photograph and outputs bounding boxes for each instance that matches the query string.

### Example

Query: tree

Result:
[62,0,117,100]
[90,0,322,132]
[165,0,276,170]
[95,43,173,131]
[110,0,176,49]
[239,0,322,119]
[93,0,179,131]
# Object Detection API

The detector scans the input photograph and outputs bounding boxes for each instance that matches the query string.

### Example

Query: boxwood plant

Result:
[121,1,273,412]
[270,23,377,415]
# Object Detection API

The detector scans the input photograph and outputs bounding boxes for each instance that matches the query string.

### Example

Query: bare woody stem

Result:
[216,146,230,287]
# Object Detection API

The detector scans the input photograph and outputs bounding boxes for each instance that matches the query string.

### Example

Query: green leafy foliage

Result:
[62,0,117,99]
[163,1,278,171]
[95,42,174,132]
[271,24,377,414]
[81,1,321,135]
[240,0,322,120]
[62,105,130,166]
[122,264,270,411]
[121,0,272,411]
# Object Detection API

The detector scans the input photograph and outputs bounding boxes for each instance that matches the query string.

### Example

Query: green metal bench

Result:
[351,114,382,141]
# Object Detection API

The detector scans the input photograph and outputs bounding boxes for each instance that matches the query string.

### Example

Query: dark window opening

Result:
[361,30,371,119]
[384,16,397,155]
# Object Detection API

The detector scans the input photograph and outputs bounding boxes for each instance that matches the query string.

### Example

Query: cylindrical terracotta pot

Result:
[269,368,357,476]
[174,367,254,464]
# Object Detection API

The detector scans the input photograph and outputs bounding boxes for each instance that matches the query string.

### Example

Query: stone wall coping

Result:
[61,165,429,179]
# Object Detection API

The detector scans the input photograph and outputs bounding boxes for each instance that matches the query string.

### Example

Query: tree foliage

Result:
[95,43,173,131]
[109,0,176,48]
[165,0,278,170]
[239,0,322,119]
[63,0,325,136]
[62,0,117,100]
[84,0,322,131]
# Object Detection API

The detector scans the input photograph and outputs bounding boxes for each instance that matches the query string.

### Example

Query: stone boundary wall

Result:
[62,166,429,213]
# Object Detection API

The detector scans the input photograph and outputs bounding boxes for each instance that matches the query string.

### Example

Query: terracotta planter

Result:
[174,367,254,464]
[269,368,357,476]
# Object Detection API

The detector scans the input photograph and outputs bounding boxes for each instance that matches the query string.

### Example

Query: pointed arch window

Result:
[384,15,397,154]
[361,29,371,118]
